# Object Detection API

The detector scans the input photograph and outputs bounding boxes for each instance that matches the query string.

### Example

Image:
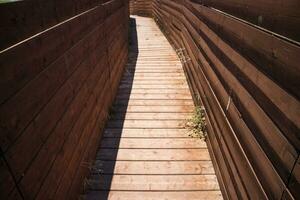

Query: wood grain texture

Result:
[0,0,129,198]
[149,0,300,199]
[130,0,153,16]
[0,0,101,50]
[85,191,223,200]
[191,0,300,42]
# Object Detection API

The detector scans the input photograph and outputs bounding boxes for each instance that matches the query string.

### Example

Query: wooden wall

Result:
[0,0,129,199]
[0,0,99,51]
[130,0,300,199]
[191,0,300,42]
[129,0,152,16]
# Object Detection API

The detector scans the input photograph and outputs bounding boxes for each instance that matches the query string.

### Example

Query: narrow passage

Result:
[85,16,222,200]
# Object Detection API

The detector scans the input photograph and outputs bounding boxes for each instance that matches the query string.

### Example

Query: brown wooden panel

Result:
[65,110,111,200]
[34,79,111,200]
[51,89,107,200]
[182,3,296,183]
[0,4,106,105]
[191,0,300,42]
[130,0,153,16]
[0,0,100,50]
[288,157,300,199]
[5,37,106,185]
[188,1,300,100]
[0,0,129,199]
[150,0,299,199]
[0,7,105,151]
[0,156,18,199]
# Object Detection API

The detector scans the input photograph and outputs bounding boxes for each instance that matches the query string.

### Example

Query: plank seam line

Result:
[0,147,25,199]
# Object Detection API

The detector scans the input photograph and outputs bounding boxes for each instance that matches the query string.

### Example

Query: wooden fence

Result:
[130,0,300,199]
[0,0,129,199]
[129,0,152,16]
[190,0,300,42]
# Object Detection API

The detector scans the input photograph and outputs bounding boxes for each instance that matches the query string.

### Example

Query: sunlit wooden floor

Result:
[84,16,222,200]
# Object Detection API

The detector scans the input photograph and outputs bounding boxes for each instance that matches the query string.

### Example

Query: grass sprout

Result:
[185,106,207,140]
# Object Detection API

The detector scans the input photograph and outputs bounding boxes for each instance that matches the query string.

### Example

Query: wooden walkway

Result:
[84,16,222,200]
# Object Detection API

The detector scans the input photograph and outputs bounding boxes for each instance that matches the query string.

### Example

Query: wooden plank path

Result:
[84,16,223,200]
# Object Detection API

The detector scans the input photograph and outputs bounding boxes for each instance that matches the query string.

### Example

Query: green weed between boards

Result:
[185,106,207,140]
[0,0,18,3]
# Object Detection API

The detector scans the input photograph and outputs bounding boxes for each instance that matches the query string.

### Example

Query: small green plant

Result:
[0,0,18,3]
[185,106,207,140]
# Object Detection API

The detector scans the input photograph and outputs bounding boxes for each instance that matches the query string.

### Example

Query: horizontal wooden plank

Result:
[87,174,220,191]
[116,93,192,100]
[120,80,188,85]
[110,112,191,120]
[126,70,185,74]
[104,128,190,138]
[115,99,194,106]
[92,160,215,174]
[84,191,223,200]
[100,138,207,148]
[119,83,189,88]
[125,67,182,70]
[112,105,193,113]
[118,88,190,94]
[124,72,184,77]
[107,120,185,128]
[122,76,186,80]
[96,148,211,161]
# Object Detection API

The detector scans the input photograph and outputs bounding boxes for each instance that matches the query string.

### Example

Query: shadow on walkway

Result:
[86,17,139,200]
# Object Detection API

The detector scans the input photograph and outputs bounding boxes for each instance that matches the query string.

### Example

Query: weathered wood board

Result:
[149,0,300,199]
[0,0,129,199]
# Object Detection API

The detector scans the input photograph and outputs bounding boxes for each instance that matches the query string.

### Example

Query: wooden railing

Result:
[0,0,129,199]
